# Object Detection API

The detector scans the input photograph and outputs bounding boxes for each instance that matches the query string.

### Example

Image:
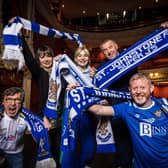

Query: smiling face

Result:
[39,53,53,70]
[74,50,90,69]
[3,93,22,118]
[74,46,90,70]
[100,40,119,60]
[129,73,154,107]
[36,45,54,71]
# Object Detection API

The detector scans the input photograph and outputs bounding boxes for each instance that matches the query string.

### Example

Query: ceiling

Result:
[58,0,168,18]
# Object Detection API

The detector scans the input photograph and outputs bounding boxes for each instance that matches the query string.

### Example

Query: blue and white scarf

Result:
[3,17,168,155]
[45,54,132,153]
[44,54,93,119]
[87,27,168,152]
[45,26,168,153]
[0,105,56,168]
[61,26,168,152]
[2,16,83,70]
[63,86,131,152]
[94,27,168,89]
[91,27,168,152]
[44,54,118,153]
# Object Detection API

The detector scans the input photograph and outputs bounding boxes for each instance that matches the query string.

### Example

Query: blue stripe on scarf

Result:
[31,21,40,33]
[70,32,78,41]
[3,35,20,45]
[83,87,131,100]
[16,16,22,23]
[96,144,116,153]
[48,28,56,37]
[43,107,58,119]
[61,32,67,39]
[21,107,53,161]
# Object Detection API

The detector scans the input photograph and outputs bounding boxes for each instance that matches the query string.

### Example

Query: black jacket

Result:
[22,38,49,117]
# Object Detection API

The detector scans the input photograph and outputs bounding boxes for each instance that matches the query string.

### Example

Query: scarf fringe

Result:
[35,158,56,168]
[2,48,25,70]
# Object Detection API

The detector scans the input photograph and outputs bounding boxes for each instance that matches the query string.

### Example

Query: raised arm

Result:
[22,37,41,79]
[88,104,115,116]
[7,17,41,77]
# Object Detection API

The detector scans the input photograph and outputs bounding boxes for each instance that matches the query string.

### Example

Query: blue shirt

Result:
[113,99,168,168]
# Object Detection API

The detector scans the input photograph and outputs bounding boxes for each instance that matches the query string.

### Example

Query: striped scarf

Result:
[0,105,56,168]
[3,17,168,155]
[94,27,168,89]
[44,54,131,153]
[2,16,83,70]
[61,26,168,152]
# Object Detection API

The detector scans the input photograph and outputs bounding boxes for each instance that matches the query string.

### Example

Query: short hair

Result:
[74,45,91,64]
[99,39,118,49]
[74,45,90,58]
[129,73,152,86]
[1,87,25,103]
[35,45,54,63]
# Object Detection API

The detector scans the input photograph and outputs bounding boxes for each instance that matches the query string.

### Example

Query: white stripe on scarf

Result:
[2,16,83,70]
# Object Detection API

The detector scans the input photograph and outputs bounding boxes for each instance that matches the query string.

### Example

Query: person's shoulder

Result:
[114,100,131,107]
[158,98,168,105]
[119,100,134,109]
[154,97,168,105]
[19,112,26,119]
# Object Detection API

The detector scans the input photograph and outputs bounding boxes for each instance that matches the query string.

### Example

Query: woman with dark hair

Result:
[22,38,62,167]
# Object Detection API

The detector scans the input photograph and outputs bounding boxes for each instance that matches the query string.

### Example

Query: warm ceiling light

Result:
[154,72,158,77]
[149,72,159,78]
[138,6,142,10]
[149,73,154,77]
[106,13,110,20]
[123,10,127,17]
[82,10,86,14]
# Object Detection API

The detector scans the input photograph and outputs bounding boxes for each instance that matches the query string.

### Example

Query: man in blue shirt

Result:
[89,72,168,168]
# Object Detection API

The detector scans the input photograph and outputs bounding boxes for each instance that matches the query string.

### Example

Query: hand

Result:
[89,66,97,78]
[43,116,52,130]
[8,17,23,36]
[66,81,80,90]
[160,21,168,28]
[8,17,16,24]
[53,54,62,61]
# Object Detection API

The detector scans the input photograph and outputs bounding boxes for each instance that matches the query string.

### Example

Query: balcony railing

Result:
[55,6,168,32]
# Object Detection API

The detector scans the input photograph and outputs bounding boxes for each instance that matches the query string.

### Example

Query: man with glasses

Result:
[0,87,31,168]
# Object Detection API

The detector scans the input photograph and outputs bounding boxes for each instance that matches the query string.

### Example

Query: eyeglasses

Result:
[5,98,22,104]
